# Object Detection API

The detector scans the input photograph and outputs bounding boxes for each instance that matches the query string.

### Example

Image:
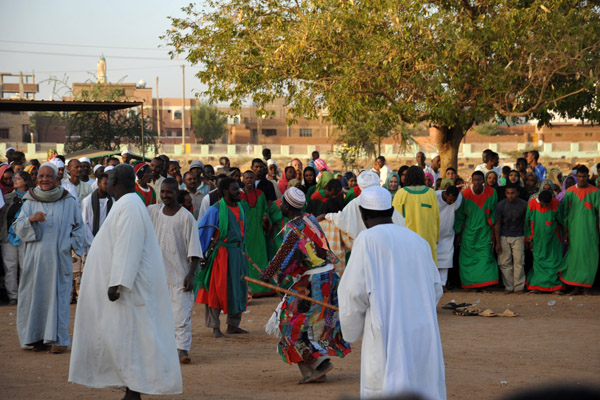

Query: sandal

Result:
[499,309,519,317]
[454,306,481,316]
[479,309,497,317]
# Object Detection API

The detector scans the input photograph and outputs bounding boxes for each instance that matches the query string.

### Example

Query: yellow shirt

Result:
[392,186,440,264]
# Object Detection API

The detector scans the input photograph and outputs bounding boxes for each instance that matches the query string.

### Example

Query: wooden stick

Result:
[243,252,265,275]
[243,276,339,311]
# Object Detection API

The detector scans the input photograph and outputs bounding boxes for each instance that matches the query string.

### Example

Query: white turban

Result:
[360,186,392,210]
[357,170,380,190]
[51,158,65,169]
[283,187,305,209]
[104,166,115,173]
[79,157,91,164]
[40,161,58,177]
[93,165,103,173]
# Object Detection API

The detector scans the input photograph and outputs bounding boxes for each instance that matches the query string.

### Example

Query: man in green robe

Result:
[558,166,599,295]
[525,190,565,293]
[240,170,272,296]
[453,171,499,290]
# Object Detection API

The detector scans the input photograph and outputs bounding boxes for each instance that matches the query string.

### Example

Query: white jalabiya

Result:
[80,193,112,250]
[325,196,406,242]
[69,193,182,395]
[436,190,463,270]
[338,223,445,400]
[148,204,203,351]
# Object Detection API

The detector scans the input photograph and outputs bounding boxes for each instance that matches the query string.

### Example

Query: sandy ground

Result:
[0,289,599,400]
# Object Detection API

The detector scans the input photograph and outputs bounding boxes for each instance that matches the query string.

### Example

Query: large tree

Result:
[190,102,228,143]
[164,0,600,171]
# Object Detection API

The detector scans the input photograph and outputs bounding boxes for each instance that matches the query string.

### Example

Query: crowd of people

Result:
[0,144,598,399]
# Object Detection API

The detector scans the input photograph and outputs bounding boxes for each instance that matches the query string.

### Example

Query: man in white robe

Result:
[80,172,113,251]
[148,178,202,364]
[436,185,462,289]
[69,164,182,399]
[14,162,85,353]
[338,186,445,400]
[323,171,405,246]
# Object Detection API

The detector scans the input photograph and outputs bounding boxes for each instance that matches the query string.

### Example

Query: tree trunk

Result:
[433,123,472,175]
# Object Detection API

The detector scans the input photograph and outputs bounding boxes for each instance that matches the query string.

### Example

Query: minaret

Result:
[97,54,107,83]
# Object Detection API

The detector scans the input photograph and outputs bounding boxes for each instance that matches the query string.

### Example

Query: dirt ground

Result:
[0,289,599,400]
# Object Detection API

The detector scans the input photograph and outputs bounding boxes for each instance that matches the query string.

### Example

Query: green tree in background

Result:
[190,103,228,144]
[43,76,158,153]
[164,0,600,171]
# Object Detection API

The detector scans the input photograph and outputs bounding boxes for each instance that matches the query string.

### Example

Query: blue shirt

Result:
[534,164,547,181]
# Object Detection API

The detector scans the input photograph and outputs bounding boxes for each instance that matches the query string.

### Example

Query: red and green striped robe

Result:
[558,184,599,287]
[453,186,499,288]
[525,198,565,292]
[344,186,361,206]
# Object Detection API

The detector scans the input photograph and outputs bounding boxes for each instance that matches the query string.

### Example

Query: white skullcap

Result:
[40,161,58,176]
[104,165,115,172]
[121,150,130,155]
[170,158,179,164]
[79,157,91,164]
[93,165,103,173]
[357,170,380,190]
[51,158,65,169]
[360,186,392,211]
[432,153,440,159]
[283,187,305,209]
[6,147,15,154]
[267,159,278,167]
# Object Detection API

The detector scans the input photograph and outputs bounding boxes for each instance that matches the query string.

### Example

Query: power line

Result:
[33,65,183,74]
[0,39,165,51]
[0,48,179,61]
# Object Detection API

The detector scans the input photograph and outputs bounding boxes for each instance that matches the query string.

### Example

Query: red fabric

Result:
[568,184,598,202]
[196,246,230,313]
[277,176,289,194]
[240,188,263,208]
[529,197,559,213]
[461,186,494,209]
[310,190,327,203]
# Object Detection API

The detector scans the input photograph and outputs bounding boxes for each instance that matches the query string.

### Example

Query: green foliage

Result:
[43,76,158,153]
[190,103,228,144]
[164,0,600,167]
[474,123,503,136]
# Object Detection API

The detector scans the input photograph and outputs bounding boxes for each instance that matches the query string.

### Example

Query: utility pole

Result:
[181,65,186,154]
[156,76,161,141]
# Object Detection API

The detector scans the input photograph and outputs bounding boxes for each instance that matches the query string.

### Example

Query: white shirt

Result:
[148,205,203,286]
[80,193,113,250]
[338,224,445,399]
[372,165,392,187]
[436,190,462,269]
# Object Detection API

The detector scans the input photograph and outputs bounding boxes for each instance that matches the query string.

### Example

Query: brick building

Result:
[0,73,38,143]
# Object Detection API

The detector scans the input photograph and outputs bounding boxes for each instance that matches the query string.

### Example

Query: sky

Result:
[0,0,206,101]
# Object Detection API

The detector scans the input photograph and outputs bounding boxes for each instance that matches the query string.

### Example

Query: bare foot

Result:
[226,326,249,334]
[213,328,226,338]
[568,287,583,296]
[503,290,512,295]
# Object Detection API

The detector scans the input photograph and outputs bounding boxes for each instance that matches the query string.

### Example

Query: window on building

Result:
[584,132,593,137]
[22,124,29,134]
[262,129,277,136]
[299,129,313,137]
[555,133,562,137]
[233,116,240,124]
[174,110,182,120]
[0,129,8,139]
[167,130,173,137]
[244,117,249,124]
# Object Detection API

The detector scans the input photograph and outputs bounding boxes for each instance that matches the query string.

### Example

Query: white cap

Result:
[359,186,392,210]
[104,165,115,172]
[357,170,380,190]
[79,157,91,164]
[40,161,58,175]
[283,187,306,209]
[170,158,180,164]
[432,153,440,159]
[51,158,65,169]
[121,150,130,155]
[5,147,15,154]
[93,165,103,173]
